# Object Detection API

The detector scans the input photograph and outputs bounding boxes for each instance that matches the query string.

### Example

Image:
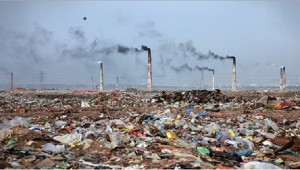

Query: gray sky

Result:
[0,1,299,88]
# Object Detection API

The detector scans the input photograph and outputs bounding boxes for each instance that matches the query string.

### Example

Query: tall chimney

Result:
[147,48,152,91]
[10,72,13,90]
[116,76,119,90]
[202,71,204,89]
[279,67,283,91]
[212,69,215,90]
[98,61,104,91]
[207,69,215,90]
[227,56,237,91]
[282,66,286,90]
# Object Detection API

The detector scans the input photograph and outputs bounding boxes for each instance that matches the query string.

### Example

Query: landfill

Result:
[0,89,300,169]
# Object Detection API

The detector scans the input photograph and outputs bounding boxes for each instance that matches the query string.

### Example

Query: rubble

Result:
[0,89,300,168]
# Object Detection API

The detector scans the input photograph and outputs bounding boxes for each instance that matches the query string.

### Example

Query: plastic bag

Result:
[0,128,13,141]
[204,122,219,135]
[9,116,31,127]
[186,108,194,114]
[241,161,282,169]
[42,143,65,153]
[217,131,231,143]
[54,133,82,145]
[263,119,279,131]
[197,147,210,155]
[55,120,67,127]
[197,112,208,117]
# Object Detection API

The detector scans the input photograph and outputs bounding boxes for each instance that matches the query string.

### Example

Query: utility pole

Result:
[40,71,44,90]
[91,76,93,90]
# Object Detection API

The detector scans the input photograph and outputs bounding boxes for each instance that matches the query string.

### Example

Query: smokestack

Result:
[279,67,283,90]
[282,66,286,90]
[227,56,236,91]
[91,76,93,90]
[98,61,104,90]
[207,69,215,90]
[200,71,204,89]
[147,48,152,91]
[211,69,215,90]
[10,72,13,90]
[116,76,119,90]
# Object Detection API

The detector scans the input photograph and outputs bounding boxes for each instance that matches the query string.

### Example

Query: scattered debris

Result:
[0,89,299,168]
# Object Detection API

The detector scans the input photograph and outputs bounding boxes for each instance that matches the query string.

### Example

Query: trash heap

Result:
[0,89,300,169]
[153,89,227,104]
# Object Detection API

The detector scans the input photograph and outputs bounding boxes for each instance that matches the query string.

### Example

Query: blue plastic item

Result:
[285,149,298,156]
[198,112,208,117]
[229,148,253,157]
[186,108,194,114]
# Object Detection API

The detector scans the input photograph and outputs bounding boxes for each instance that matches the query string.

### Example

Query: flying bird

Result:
[83,17,87,20]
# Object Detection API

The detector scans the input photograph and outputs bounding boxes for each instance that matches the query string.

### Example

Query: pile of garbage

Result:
[0,90,157,114]
[0,89,300,169]
[153,90,227,104]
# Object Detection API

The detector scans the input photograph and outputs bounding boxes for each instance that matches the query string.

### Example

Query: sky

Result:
[0,1,299,89]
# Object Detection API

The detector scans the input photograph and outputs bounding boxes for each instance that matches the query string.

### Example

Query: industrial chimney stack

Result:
[207,69,215,90]
[212,69,215,90]
[98,61,104,91]
[10,72,13,90]
[280,67,283,91]
[282,66,286,90]
[116,76,119,90]
[147,48,152,91]
[227,56,237,91]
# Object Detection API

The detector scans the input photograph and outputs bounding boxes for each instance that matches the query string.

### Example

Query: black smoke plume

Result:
[195,66,215,72]
[171,63,193,73]
[69,27,86,43]
[171,64,214,74]
[65,27,150,59]
[177,41,227,60]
